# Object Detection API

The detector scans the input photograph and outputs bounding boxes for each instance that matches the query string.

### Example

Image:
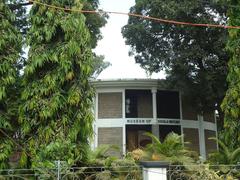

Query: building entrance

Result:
[126,125,152,152]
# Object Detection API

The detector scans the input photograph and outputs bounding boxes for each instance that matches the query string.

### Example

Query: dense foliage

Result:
[83,0,107,49]
[122,0,229,125]
[209,136,240,165]
[130,133,238,179]
[221,0,240,148]
[133,132,195,165]
[18,0,94,167]
[0,0,22,169]
[86,145,141,179]
[0,0,108,168]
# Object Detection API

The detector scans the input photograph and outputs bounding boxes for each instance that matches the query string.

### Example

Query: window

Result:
[125,90,152,118]
[98,92,122,118]
[157,91,180,118]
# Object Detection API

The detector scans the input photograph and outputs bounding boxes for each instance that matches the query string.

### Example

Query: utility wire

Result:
[28,0,240,29]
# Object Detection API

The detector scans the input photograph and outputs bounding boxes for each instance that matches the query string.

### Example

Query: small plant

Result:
[140,132,196,165]
[83,145,142,180]
[128,148,144,161]
[209,137,240,165]
[208,135,240,178]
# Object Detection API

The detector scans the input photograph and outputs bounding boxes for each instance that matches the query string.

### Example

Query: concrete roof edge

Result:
[90,78,170,90]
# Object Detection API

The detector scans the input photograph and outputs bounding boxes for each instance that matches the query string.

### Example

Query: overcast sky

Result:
[94,0,165,79]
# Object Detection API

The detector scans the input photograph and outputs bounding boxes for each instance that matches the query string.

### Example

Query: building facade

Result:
[92,79,218,159]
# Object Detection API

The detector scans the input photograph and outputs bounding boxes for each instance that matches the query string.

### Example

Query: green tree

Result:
[122,0,228,127]
[221,0,240,148]
[83,0,108,49]
[91,54,111,78]
[9,0,109,77]
[0,0,22,168]
[7,0,28,35]
[83,0,110,78]
[19,0,94,167]
[208,133,240,178]
[9,0,110,78]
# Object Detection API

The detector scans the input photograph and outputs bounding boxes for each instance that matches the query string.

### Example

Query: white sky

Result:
[94,0,165,79]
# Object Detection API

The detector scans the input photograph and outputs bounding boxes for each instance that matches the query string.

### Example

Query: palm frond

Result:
[209,137,231,162]
[230,147,240,162]
[144,132,161,146]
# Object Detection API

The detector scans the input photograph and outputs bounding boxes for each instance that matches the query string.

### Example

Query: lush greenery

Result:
[0,0,110,169]
[130,133,238,179]
[85,145,141,180]
[18,0,95,167]
[209,135,240,164]
[0,0,108,169]
[0,0,22,169]
[1,0,240,179]
[33,145,141,179]
[221,0,240,148]
[122,0,229,127]
[139,132,195,165]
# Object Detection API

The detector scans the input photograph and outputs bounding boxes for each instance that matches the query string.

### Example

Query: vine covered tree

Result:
[122,0,228,127]
[221,0,240,148]
[0,0,22,168]
[19,0,94,167]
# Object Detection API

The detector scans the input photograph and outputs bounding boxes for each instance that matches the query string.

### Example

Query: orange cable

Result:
[28,0,240,29]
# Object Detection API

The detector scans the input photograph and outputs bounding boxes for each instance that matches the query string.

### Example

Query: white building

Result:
[92,79,218,159]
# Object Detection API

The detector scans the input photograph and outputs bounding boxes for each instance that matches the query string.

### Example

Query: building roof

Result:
[91,78,172,90]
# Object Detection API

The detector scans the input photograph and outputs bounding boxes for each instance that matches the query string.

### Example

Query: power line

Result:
[28,0,240,29]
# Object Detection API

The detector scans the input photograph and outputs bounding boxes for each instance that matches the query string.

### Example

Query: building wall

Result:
[98,92,122,119]
[182,101,198,120]
[98,127,123,156]
[203,111,215,123]
[205,130,217,157]
[183,128,200,154]
[94,84,217,159]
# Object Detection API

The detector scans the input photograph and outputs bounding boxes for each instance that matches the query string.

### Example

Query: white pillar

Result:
[152,88,157,120]
[122,90,125,119]
[122,125,126,155]
[179,92,184,143]
[95,92,98,119]
[198,115,206,159]
[122,90,126,155]
[151,88,159,137]
[214,112,219,150]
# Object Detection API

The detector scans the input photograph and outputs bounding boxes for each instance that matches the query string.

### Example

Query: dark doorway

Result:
[126,125,152,152]
[125,90,152,118]
[157,90,180,118]
[159,125,181,142]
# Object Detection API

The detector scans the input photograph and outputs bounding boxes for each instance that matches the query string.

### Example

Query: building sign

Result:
[157,119,180,124]
[126,119,180,125]
[126,119,152,124]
